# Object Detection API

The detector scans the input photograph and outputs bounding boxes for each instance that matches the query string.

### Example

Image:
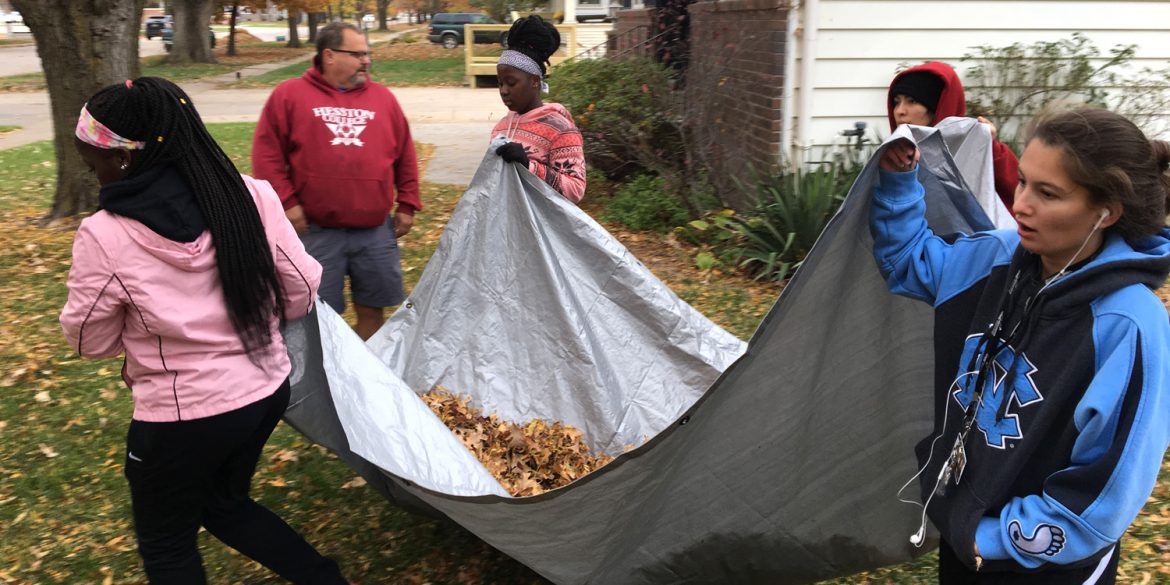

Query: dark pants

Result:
[124,381,347,584]
[939,539,1118,585]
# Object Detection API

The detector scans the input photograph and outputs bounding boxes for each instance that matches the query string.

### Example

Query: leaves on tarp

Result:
[422,387,613,497]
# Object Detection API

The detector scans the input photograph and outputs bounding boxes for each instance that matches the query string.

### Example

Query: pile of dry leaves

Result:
[421,387,613,497]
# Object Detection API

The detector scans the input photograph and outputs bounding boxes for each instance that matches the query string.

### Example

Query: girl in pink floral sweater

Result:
[491,16,587,203]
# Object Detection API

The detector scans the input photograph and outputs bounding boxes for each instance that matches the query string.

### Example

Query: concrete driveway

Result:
[0,24,504,186]
[0,84,507,186]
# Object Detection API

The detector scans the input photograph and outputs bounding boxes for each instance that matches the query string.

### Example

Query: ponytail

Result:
[1152,139,1170,217]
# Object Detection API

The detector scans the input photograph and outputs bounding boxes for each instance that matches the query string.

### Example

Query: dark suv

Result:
[144,15,170,40]
[427,13,504,49]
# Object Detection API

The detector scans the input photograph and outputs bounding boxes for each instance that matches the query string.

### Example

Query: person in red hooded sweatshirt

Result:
[888,61,1019,209]
[252,22,420,340]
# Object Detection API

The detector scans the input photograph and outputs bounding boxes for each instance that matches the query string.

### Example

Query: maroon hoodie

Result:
[887,61,1019,209]
[252,66,421,229]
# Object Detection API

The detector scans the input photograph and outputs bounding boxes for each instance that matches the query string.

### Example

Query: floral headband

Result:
[75,103,146,151]
[498,50,549,94]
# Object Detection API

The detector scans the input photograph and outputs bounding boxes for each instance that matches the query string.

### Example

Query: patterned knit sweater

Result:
[490,103,586,203]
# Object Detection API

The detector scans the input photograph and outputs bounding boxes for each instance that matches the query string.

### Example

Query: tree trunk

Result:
[377,0,389,30]
[286,8,301,48]
[307,11,320,43]
[10,0,145,219]
[227,1,239,56]
[170,0,216,63]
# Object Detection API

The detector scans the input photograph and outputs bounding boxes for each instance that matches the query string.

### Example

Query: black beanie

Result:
[891,71,944,113]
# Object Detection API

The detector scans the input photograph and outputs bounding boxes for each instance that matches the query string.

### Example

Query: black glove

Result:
[496,142,529,167]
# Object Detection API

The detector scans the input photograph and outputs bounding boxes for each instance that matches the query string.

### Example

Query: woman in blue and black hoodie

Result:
[871,107,1170,584]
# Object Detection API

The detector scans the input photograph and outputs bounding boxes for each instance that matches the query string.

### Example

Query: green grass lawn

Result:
[1,125,1167,584]
[229,54,463,89]
[0,31,454,93]
[0,44,314,92]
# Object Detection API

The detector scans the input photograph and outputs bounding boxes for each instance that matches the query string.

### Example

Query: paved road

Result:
[0,23,294,78]
[0,36,169,78]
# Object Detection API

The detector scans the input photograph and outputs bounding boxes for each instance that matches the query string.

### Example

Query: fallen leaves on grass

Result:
[374,41,461,61]
[422,387,613,496]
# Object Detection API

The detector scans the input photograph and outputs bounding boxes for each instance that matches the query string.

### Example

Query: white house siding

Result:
[792,0,1170,160]
[574,22,614,57]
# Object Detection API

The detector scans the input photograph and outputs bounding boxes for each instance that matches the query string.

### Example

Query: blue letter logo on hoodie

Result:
[950,334,1044,448]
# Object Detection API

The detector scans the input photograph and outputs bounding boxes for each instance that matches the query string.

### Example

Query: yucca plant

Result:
[719,164,859,282]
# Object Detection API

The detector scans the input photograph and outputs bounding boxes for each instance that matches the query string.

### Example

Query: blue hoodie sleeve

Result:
[870,167,942,303]
[870,166,1014,306]
[975,287,1170,568]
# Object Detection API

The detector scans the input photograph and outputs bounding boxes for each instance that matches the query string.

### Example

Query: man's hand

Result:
[285,204,308,235]
[976,116,998,141]
[879,138,920,172]
[393,211,414,238]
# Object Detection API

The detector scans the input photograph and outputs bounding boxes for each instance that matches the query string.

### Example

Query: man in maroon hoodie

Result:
[253,22,421,340]
[887,61,1019,209]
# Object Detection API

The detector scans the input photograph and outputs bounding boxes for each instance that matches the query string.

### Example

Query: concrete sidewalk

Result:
[0,31,508,187]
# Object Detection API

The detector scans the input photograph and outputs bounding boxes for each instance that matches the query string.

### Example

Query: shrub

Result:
[550,58,683,180]
[962,32,1170,147]
[550,58,718,217]
[600,174,690,232]
[713,164,859,282]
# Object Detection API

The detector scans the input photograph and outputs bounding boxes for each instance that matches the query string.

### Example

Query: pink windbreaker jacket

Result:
[60,176,322,422]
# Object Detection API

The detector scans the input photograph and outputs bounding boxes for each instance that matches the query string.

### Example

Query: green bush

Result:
[600,174,690,232]
[550,58,683,180]
[962,32,1170,149]
[714,164,859,282]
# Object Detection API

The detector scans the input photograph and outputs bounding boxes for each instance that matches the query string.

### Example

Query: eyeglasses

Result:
[332,48,372,60]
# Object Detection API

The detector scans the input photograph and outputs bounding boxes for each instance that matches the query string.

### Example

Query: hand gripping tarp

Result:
[281,118,1000,584]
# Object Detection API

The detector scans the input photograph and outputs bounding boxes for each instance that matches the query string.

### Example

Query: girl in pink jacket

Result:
[60,78,350,584]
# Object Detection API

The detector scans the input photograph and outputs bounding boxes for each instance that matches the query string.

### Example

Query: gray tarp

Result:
[282,119,1000,584]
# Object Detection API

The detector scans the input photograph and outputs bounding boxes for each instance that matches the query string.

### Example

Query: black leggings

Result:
[939,538,1118,584]
[124,380,347,584]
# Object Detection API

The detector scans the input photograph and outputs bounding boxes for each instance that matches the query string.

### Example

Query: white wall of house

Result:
[574,22,614,56]
[789,0,1170,163]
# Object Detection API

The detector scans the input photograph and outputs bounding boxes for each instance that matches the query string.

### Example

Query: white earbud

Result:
[909,526,926,546]
[1100,208,1110,220]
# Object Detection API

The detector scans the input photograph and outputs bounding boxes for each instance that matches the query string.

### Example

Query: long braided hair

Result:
[505,16,560,76]
[84,77,285,356]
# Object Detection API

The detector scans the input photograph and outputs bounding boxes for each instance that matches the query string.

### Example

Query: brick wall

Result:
[686,0,788,209]
[608,8,654,59]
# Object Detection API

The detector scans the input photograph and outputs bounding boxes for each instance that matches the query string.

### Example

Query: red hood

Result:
[887,61,965,131]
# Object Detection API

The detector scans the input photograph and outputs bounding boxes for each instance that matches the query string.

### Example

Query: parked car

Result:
[428,13,504,49]
[162,25,217,51]
[144,15,170,39]
[575,0,621,22]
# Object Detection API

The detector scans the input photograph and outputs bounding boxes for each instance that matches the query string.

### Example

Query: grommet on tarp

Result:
[678,415,691,426]
[405,301,414,309]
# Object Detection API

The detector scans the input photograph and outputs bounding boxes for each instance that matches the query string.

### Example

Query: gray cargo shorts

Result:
[300,216,405,313]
